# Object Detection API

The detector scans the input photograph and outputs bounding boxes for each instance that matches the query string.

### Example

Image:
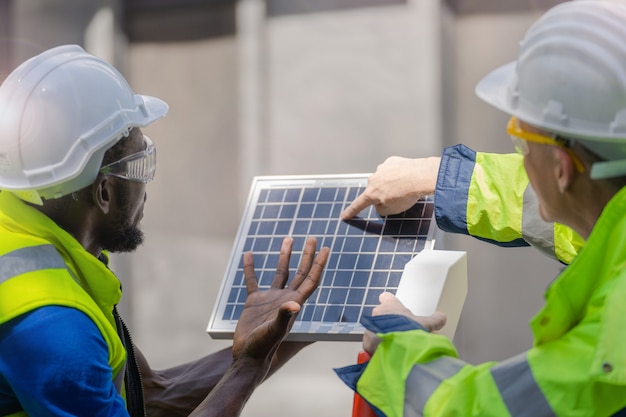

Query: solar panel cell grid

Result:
[207,175,436,341]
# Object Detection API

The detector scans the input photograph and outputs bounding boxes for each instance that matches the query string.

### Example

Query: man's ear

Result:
[92,176,112,215]
[553,147,576,194]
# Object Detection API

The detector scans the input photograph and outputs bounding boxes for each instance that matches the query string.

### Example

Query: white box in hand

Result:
[395,250,468,340]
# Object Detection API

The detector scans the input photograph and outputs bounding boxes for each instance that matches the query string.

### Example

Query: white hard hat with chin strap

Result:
[0,44,169,204]
[475,0,626,179]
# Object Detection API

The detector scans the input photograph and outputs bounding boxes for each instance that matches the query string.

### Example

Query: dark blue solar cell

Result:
[387,272,402,288]
[399,219,420,236]
[382,219,402,236]
[320,235,334,248]
[312,307,325,321]
[297,203,315,218]
[268,189,286,202]
[338,253,358,269]
[253,205,263,219]
[228,289,238,303]
[275,221,291,235]
[258,221,275,235]
[378,238,398,253]
[362,305,374,317]
[396,238,417,252]
[248,221,260,235]
[330,203,343,217]
[336,221,350,235]
[302,188,319,202]
[324,306,343,322]
[279,204,297,219]
[284,188,301,202]
[243,238,254,252]
[318,187,336,201]
[352,270,370,285]
[317,287,331,304]
[375,254,393,269]
[262,204,281,219]
[329,289,348,306]
[361,237,379,252]
[293,220,310,235]
[342,306,360,322]
[252,237,271,252]
[223,304,234,320]
[391,253,412,269]
[356,253,375,269]
[269,237,284,251]
[291,236,306,251]
[370,271,388,287]
[347,288,365,305]
[258,189,269,203]
[346,223,367,236]
[313,203,332,218]
[347,187,362,201]
[343,237,362,252]
[309,220,328,234]
[259,270,275,286]
[418,220,432,236]
[365,288,384,305]
[326,253,339,269]
[265,253,279,269]
[332,272,352,287]
[300,306,314,321]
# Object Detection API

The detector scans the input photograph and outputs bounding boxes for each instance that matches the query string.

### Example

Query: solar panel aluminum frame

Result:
[207,174,437,342]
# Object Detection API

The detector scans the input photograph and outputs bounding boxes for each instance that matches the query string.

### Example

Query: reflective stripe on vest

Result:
[521,186,556,260]
[0,244,125,396]
[0,245,67,283]
[404,356,466,416]
[490,352,555,417]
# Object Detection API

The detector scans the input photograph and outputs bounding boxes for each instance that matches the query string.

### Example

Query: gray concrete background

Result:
[8,1,562,416]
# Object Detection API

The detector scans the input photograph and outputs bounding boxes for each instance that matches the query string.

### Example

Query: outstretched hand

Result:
[340,156,441,220]
[232,237,330,364]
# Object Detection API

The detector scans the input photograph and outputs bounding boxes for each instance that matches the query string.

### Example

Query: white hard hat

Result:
[0,44,169,203]
[475,0,626,179]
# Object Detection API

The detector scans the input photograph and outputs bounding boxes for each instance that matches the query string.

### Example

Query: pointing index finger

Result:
[340,191,375,220]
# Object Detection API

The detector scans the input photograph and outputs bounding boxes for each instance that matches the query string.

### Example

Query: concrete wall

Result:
[7,1,563,416]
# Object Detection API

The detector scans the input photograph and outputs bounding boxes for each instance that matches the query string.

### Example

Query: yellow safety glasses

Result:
[507,116,585,173]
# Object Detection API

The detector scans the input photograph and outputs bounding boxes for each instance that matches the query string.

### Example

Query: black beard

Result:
[103,223,144,253]
[101,183,145,253]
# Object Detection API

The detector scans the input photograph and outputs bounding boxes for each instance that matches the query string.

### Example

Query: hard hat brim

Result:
[475,61,516,116]
[140,95,169,126]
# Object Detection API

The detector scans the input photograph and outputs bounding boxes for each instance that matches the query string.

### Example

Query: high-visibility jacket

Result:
[0,192,127,416]
[435,145,584,264]
[337,145,626,416]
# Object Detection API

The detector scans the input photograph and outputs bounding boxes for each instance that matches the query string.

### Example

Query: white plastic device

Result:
[395,249,468,340]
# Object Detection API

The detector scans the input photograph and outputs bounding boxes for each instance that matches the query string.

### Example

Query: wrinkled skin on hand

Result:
[363,292,446,355]
[232,237,330,363]
[340,156,441,220]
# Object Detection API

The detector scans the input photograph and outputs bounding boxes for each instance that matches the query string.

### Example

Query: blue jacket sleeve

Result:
[0,306,129,417]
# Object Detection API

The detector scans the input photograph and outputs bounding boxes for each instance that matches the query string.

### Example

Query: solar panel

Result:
[207,174,437,342]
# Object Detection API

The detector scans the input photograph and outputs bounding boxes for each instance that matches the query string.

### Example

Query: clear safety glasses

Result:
[99,135,156,183]
[507,116,585,173]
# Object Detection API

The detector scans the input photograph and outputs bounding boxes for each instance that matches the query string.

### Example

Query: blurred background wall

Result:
[2,0,567,415]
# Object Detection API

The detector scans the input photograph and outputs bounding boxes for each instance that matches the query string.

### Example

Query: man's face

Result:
[100,129,151,253]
